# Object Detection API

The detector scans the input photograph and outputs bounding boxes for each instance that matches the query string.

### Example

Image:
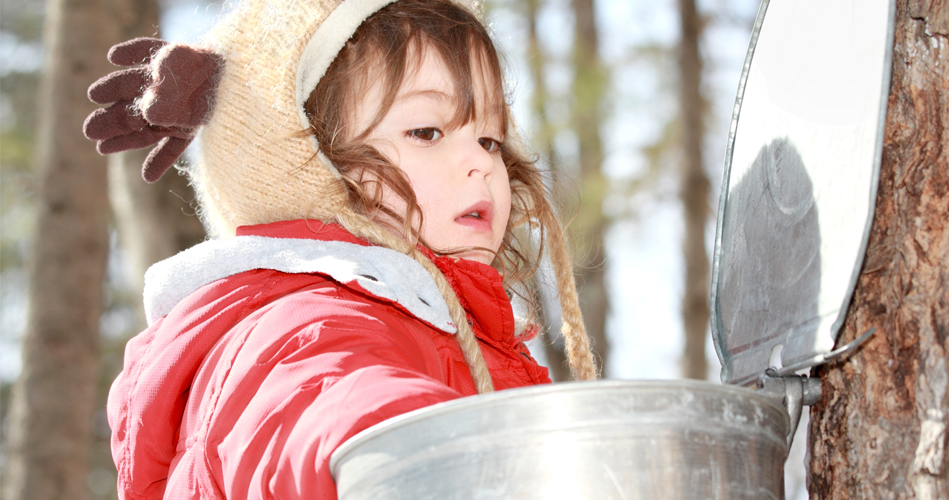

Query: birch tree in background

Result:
[94,1,206,497]
[110,153,206,309]
[568,0,611,378]
[676,0,710,380]
[2,0,116,497]
[523,0,572,381]
[106,1,206,323]
[809,0,948,496]
[0,0,205,497]
[518,0,610,380]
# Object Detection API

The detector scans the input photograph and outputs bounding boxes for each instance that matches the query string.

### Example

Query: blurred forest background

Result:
[0,0,765,498]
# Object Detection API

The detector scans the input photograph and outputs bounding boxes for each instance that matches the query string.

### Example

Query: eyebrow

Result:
[394,89,454,104]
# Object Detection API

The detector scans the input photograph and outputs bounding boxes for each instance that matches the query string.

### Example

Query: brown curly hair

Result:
[305,0,547,286]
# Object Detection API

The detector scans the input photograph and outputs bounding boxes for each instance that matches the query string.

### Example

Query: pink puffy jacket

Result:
[108,220,550,500]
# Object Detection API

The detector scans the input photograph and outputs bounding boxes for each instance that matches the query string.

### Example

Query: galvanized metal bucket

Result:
[331,380,789,500]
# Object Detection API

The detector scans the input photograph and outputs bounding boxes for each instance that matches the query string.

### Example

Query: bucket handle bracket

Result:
[756,369,820,451]
[756,326,878,451]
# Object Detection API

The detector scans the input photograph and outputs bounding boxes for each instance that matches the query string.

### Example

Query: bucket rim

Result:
[330,379,789,475]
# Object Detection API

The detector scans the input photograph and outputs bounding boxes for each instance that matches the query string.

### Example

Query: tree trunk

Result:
[524,0,571,383]
[109,152,206,309]
[2,0,117,498]
[106,0,206,323]
[676,0,711,380]
[570,0,610,378]
[808,0,948,498]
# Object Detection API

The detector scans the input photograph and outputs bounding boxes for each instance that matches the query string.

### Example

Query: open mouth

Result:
[456,201,493,227]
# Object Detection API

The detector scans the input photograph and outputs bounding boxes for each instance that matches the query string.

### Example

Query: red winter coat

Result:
[108,219,550,500]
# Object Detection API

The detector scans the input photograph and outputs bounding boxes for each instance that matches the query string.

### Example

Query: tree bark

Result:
[569,0,610,378]
[105,0,206,323]
[109,152,206,306]
[808,0,949,498]
[524,0,572,382]
[676,0,711,380]
[2,0,117,498]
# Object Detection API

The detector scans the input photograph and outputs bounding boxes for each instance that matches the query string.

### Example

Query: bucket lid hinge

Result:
[756,326,878,451]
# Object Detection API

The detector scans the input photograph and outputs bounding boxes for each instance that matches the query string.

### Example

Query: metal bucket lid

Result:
[710,0,896,386]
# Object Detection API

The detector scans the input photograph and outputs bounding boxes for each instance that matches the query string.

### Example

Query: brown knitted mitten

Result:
[83,37,223,182]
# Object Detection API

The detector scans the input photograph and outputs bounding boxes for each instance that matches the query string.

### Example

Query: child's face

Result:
[354,48,512,265]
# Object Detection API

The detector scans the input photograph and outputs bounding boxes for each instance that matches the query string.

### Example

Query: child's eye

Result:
[408,128,442,142]
[478,137,501,152]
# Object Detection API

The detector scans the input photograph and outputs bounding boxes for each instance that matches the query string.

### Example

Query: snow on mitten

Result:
[83,37,223,182]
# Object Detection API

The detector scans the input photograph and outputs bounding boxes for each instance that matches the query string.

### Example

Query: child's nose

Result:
[462,138,495,180]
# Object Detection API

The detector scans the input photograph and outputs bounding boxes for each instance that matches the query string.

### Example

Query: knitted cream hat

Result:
[194,0,485,238]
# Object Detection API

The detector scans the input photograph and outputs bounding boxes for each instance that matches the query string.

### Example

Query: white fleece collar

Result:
[143,236,457,334]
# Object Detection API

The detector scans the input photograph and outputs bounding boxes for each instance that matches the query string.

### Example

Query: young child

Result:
[84,0,596,498]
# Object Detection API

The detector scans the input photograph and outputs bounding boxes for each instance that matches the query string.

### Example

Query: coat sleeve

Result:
[189,286,465,500]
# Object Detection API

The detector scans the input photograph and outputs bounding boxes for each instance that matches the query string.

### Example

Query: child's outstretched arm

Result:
[109,268,466,500]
